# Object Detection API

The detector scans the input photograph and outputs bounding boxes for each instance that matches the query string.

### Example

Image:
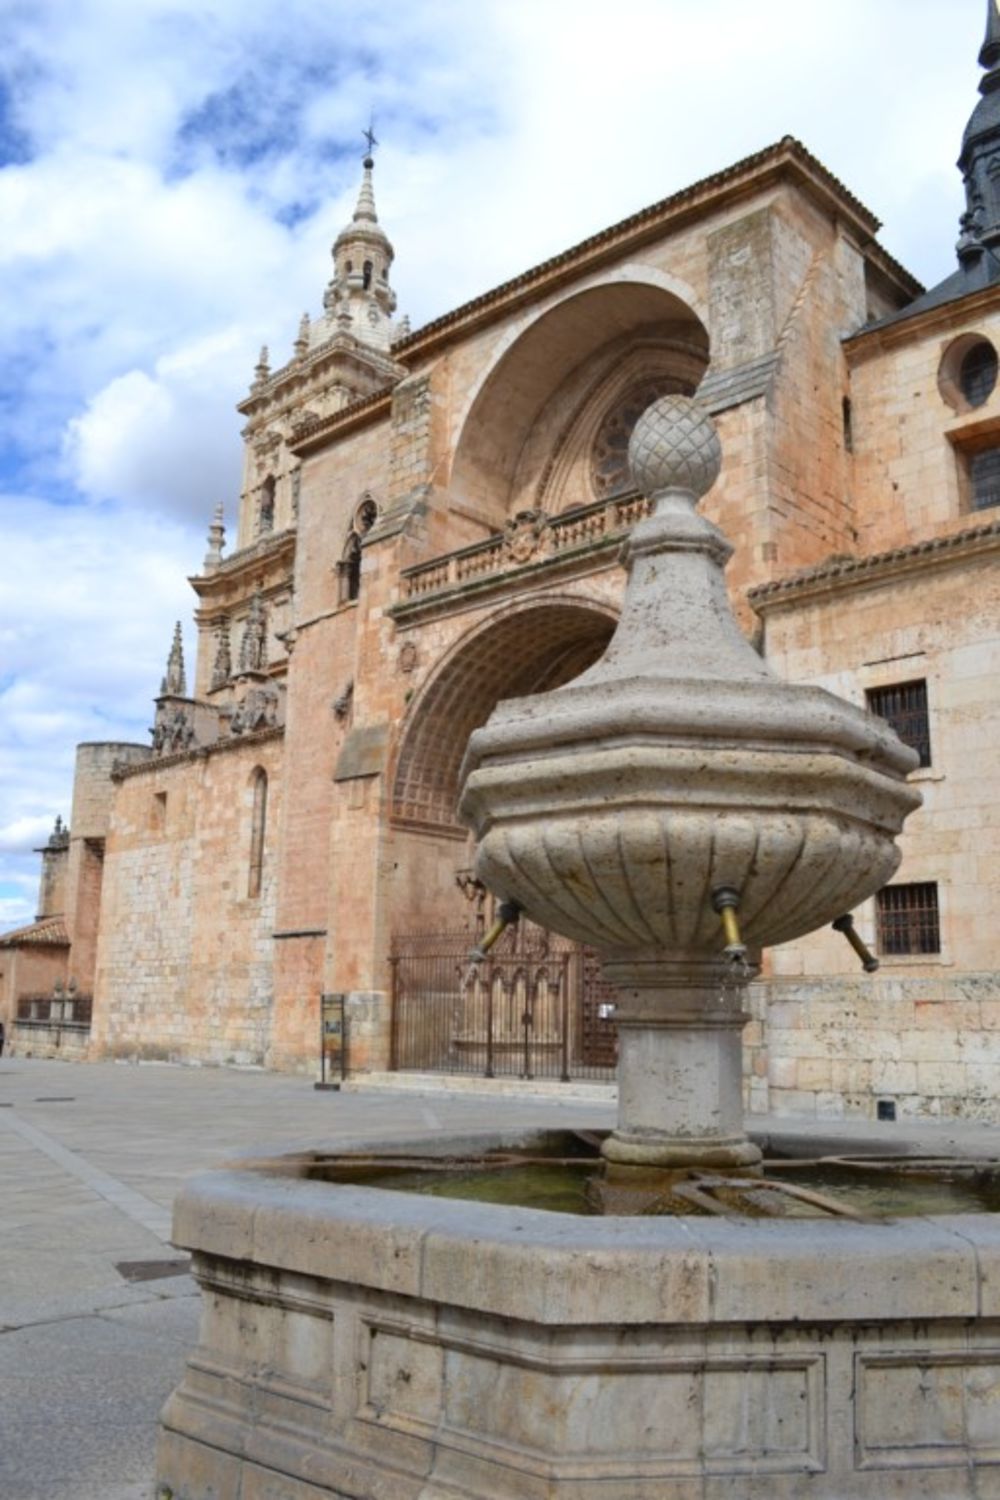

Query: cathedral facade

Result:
[4,14,1000,1121]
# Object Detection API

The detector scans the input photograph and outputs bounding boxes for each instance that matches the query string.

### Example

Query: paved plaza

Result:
[0,1057,615,1500]
[4,1057,1000,1500]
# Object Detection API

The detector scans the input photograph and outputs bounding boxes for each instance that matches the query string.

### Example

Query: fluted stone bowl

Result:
[459,395,921,960]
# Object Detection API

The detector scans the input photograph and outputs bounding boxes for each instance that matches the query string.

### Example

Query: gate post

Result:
[388,956,400,1072]
[560,953,571,1082]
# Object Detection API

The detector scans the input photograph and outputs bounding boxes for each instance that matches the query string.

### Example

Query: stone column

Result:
[601,956,761,1168]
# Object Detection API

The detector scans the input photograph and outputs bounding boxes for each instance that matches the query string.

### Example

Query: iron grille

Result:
[389,924,617,1082]
[876,882,940,956]
[866,679,931,768]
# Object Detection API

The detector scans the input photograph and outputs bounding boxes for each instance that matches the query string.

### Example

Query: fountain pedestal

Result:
[601,956,761,1167]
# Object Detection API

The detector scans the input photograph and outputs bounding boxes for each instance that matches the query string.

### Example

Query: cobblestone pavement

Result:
[0,1056,615,1500]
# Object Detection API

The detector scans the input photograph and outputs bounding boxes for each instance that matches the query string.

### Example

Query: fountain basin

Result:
[157,1125,1000,1500]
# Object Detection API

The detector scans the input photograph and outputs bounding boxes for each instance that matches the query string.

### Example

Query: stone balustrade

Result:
[399,492,652,603]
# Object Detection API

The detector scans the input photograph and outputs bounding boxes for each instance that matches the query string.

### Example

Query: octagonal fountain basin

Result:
[157,1125,1000,1500]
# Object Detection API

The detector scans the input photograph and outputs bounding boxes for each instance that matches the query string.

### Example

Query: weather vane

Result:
[363,118,378,158]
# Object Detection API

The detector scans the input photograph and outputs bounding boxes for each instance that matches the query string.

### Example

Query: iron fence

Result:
[389,925,617,1082]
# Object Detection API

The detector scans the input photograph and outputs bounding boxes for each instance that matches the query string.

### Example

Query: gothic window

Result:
[876,882,940,956]
[866,680,931,768]
[248,768,268,898]
[362,260,373,290]
[340,532,362,603]
[259,476,276,534]
[590,377,689,499]
[357,496,378,533]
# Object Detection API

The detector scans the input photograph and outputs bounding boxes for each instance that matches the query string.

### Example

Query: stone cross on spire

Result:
[363,118,378,159]
[161,622,187,697]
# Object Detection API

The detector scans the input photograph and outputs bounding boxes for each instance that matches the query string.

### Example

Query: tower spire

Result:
[321,135,399,351]
[161,622,187,697]
[981,0,1000,70]
[957,0,1000,271]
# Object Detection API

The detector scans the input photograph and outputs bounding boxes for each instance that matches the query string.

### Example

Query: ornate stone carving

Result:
[398,641,419,674]
[503,509,544,564]
[229,685,278,737]
[151,704,195,756]
[210,618,232,690]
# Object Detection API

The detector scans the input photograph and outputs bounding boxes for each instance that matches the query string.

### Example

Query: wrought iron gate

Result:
[389,924,617,1082]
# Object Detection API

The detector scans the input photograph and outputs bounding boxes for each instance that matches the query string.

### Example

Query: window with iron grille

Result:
[865,679,931,768]
[969,445,1000,511]
[876,882,940,956]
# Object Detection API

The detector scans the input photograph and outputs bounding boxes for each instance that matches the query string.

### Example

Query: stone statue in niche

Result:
[211,619,232,689]
[238,592,268,674]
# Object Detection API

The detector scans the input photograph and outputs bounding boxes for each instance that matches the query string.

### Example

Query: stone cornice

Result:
[748,519,1000,610]
[237,335,402,420]
[388,138,920,367]
[288,389,394,457]
[112,725,284,781]
[844,282,1000,362]
[190,529,296,598]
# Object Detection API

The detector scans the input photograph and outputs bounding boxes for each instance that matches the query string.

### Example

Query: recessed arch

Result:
[449,269,709,524]
[391,598,617,833]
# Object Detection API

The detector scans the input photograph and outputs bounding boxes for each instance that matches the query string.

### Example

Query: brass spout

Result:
[832,912,879,973]
[469,899,522,963]
[711,886,747,963]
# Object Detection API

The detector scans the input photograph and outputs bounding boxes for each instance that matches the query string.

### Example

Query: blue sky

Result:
[0,0,988,928]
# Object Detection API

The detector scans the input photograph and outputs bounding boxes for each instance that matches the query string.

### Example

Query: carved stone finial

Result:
[627,395,722,502]
[253,345,271,387]
[161,622,187,697]
[48,814,69,849]
[211,617,232,690]
[294,312,310,360]
[203,502,226,571]
[238,592,268,674]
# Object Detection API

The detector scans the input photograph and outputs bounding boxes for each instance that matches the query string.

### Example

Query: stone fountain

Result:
[157,400,1000,1500]
[459,395,920,1176]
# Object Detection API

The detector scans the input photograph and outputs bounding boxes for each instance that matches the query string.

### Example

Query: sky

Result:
[0,0,989,930]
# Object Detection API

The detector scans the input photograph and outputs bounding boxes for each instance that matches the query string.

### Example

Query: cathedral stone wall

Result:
[754,542,1000,1118]
[848,304,1000,554]
[90,735,282,1066]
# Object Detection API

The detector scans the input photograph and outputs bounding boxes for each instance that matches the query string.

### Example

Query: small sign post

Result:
[315,992,346,1091]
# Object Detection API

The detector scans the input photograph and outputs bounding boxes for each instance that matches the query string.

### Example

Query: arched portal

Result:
[392,599,617,833]
[450,274,709,524]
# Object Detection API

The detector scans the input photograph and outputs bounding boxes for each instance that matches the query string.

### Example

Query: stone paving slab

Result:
[2,1055,1000,1500]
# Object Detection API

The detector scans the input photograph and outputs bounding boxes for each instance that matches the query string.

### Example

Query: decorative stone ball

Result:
[627,394,722,501]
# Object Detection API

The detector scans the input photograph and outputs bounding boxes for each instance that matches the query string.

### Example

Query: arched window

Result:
[340,532,362,603]
[248,768,268,898]
[362,260,373,290]
[259,476,276,535]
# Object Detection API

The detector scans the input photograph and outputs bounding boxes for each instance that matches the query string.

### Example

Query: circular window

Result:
[959,341,998,407]
[591,377,690,499]
[939,334,999,412]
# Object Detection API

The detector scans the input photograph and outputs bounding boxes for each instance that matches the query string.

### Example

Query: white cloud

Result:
[0,0,987,932]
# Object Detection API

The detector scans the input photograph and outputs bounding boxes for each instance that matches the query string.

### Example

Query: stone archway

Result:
[391,599,617,834]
